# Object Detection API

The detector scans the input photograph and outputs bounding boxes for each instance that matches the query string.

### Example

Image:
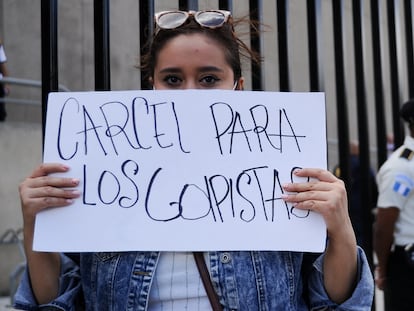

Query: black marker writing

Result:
[210,102,306,155]
[56,96,190,159]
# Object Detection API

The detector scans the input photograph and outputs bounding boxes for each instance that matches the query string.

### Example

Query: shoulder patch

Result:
[400,148,414,160]
[393,174,414,197]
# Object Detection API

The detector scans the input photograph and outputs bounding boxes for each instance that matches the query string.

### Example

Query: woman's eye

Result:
[200,76,220,86]
[164,75,182,86]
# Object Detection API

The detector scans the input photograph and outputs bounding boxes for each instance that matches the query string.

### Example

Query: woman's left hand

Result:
[282,167,357,303]
[282,167,353,240]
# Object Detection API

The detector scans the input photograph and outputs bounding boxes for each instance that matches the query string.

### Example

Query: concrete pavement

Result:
[0,297,17,310]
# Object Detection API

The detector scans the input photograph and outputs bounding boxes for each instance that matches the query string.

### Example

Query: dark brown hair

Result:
[401,99,414,131]
[140,15,261,86]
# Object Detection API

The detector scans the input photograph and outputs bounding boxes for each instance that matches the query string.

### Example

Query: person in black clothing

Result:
[333,141,378,249]
[0,39,10,121]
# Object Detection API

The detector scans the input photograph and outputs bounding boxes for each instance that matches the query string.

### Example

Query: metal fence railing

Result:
[0,76,69,106]
[39,1,414,310]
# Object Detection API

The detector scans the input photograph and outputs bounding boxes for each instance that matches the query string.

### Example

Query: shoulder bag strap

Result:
[193,252,223,311]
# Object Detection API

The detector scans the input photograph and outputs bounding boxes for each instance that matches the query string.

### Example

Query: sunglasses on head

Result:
[154,10,232,31]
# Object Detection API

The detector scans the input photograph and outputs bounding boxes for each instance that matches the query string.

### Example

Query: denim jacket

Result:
[14,248,373,311]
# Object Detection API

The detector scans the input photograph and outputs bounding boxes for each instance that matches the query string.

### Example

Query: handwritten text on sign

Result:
[35,90,327,252]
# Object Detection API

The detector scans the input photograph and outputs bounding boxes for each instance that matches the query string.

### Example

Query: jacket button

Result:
[220,252,231,263]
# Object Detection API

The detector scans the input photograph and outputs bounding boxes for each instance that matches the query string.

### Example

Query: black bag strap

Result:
[193,252,223,311]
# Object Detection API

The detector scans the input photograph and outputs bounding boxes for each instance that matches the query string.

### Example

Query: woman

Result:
[14,10,374,310]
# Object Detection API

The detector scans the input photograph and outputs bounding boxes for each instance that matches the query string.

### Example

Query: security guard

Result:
[374,99,414,311]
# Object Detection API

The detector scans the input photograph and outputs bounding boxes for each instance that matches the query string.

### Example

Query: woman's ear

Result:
[236,77,244,90]
[149,77,154,88]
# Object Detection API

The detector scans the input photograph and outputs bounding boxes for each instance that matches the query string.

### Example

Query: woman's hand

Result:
[19,163,80,304]
[281,168,352,240]
[19,163,80,228]
[282,168,357,303]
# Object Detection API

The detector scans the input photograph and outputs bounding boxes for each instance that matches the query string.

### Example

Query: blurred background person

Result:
[333,140,378,250]
[387,133,395,158]
[0,38,10,121]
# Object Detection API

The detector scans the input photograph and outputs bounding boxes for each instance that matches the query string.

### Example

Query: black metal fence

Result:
[40,1,414,309]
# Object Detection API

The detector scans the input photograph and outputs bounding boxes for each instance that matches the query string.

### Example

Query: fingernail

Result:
[282,183,290,189]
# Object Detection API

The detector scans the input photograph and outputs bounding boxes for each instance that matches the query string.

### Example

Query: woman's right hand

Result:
[19,163,80,230]
[19,163,80,304]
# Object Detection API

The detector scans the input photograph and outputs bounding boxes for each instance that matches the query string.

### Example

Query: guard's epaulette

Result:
[400,148,414,160]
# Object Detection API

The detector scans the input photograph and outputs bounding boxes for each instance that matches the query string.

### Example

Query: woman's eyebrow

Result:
[198,66,224,73]
[158,66,224,74]
[158,67,182,74]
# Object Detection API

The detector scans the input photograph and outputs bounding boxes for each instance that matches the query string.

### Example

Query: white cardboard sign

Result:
[34,90,327,252]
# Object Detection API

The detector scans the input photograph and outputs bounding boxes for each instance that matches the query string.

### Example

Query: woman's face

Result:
[152,33,244,90]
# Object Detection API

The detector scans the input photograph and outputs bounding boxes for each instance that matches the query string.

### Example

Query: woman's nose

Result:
[183,80,198,89]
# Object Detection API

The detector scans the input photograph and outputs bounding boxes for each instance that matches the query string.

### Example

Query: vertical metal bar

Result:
[179,0,187,10]
[387,0,404,147]
[332,0,351,186]
[94,0,111,91]
[187,0,199,11]
[139,0,154,90]
[371,0,388,168]
[249,0,263,90]
[404,0,414,98]
[307,0,319,91]
[219,0,232,11]
[352,0,375,273]
[315,0,325,91]
[179,0,198,11]
[41,0,58,141]
[277,0,290,91]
